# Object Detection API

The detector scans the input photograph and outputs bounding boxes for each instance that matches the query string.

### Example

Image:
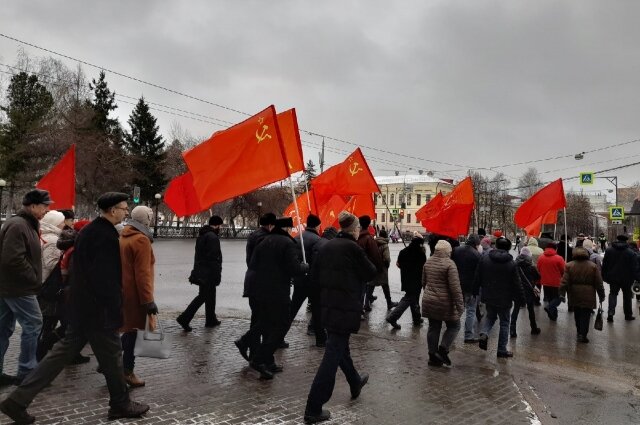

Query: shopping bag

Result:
[594,304,603,331]
[134,315,171,359]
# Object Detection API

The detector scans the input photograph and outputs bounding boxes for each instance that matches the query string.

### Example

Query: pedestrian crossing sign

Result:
[609,206,624,220]
[579,172,594,185]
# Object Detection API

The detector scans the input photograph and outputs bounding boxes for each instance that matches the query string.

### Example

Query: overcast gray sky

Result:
[1,1,640,199]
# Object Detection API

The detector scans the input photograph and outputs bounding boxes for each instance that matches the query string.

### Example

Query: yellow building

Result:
[374,174,454,233]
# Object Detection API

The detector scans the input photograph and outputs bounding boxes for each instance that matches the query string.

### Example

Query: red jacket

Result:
[537,248,565,287]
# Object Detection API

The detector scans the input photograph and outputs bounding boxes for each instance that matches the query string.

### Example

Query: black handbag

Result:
[594,303,603,331]
[39,262,64,301]
[188,269,203,286]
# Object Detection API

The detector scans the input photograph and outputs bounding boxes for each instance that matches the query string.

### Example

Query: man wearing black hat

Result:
[234,213,276,362]
[602,234,640,322]
[177,215,224,331]
[0,189,51,388]
[1,192,150,423]
[247,216,308,379]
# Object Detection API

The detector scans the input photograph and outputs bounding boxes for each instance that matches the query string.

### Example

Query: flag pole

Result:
[288,177,307,264]
[563,207,568,262]
[304,176,312,211]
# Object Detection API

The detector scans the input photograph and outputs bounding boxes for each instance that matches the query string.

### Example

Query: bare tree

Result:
[558,193,593,237]
[518,167,543,200]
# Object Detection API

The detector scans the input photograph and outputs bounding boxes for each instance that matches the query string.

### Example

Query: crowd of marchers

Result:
[0,189,638,424]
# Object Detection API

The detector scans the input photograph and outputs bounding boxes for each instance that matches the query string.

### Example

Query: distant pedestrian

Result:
[0,192,149,423]
[582,239,603,273]
[511,247,541,337]
[602,235,640,322]
[357,216,383,314]
[421,240,464,367]
[525,237,544,265]
[537,242,566,321]
[474,238,525,359]
[304,212,375,424]
[119,206,158,388]
[598,233,607,252]
[0,189,50,387]
[559,247,605,343]
[386,232,427,329]
[177,215,224,331]
[371,229,397,311]
[451,234,481,343]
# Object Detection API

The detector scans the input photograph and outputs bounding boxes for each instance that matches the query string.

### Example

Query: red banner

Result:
[36,144,75,210]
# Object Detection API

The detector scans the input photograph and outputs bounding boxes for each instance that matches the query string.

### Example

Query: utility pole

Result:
[318,137,325,173]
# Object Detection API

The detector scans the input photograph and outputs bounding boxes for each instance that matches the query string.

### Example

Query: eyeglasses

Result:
[113,207,129,213]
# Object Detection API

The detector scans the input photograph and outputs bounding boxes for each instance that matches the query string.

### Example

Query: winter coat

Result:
[40,221,63,282]
[602,241,640,287]
[473,249,525,309]
[312,232,376,335]
[243,226,270,297]
[68,216,123,331]
[293,229,321,287]
[0,210,42,298]
[515,255,540,304]
[526,238,544,265]
[249,227,306,304]
[372,237,390,286]
[397,239,427,294]
[190,226,222,287]
[556,241,572,263]
[584,248,603,273]
[421,251,464,321]
[119,226,155,333]
[452,243,481,294]
[537,248,565,288]
[559,248,605,309]
[357,229,384,273]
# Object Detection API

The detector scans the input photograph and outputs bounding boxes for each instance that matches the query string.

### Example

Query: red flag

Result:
[164,171,204,217]
[318,195,347,230]
[311,148,380,198]
[415,192,444,222]
[524,209,558,236]
[277,109,305,174]
[420,177,475,239]
[283,190,317,236]
[36,144,75,210]
[514,179,566,229]
[343,194,375,219]
[183,105,289,206]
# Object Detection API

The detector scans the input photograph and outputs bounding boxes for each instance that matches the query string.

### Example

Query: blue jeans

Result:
[463,293,477,339]
[480,305,511,354]
[0,296,43,378]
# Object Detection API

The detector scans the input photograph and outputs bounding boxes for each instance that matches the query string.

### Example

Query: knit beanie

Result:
[582,239,594,250]
[339,211,359,233]
[131,206,153,227]
[435,239,452,255]
[520,247,532,258]
[41,210,65,227]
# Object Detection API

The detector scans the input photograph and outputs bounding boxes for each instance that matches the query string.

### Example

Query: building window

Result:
[407,214,411,223]
[407,194,412,206]
[382,194,387,204]
[382,213,386,222]
[416,194,422,205]
[425,194,431,202]
[399,194,404,205]
[374,194,378,205]
[390,193,395,205]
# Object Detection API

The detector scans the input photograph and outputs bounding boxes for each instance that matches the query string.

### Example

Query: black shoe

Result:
[304,408,331,424]
[428,353,443,367]
[478,335,488,351]
[437,346,451,366]
[531,327,541,335]
[234,339,250,362]
[577,335,590,343]
[386,317,401,329]
[497,351,514,358]
[107,400,150,420]
[205,319,221,328]
[267,363,284,373]
[278,341,289,349]
[70,353,91,365]
[351,373,369,399]
[0,398,35,424]
[464,338,478,343]
[0,373,18,387]
[387,301,398,310]
[607,315,614,323]
[510,331,517,338]
[249,362,274,380]
[176,316,192,332]
[625,316,636,321]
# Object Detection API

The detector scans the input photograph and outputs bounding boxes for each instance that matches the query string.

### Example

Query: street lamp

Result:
[153,193,161,238]
[257,201,262,227]
[0,179,5,222]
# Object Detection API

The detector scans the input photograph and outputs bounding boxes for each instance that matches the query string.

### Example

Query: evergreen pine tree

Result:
[88,71,122,143]
[124,97,167,203]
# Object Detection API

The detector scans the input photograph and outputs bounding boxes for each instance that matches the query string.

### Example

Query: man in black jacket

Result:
[452,234,481,342]
[473,238,525,359]
[304,212,376,424]
[234,213,276,362]
[248,217,308,379]
[602,234,640,322]
[177,215,224,331]
[0,192,149,424]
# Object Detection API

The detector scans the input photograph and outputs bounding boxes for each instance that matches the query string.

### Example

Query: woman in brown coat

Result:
[120,206,158,387]
[422,240,464,367]
[559,247,605,343]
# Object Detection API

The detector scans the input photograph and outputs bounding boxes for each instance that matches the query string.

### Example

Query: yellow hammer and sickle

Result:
[349,161,364,177]
[330,210,335,218]
[256,125,272,143]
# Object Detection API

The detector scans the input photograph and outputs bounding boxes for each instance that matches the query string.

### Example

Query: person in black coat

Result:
[602,235,640,321]
[386,234,427,329]
[234,213,276,363]
[177,216,224,331]
[304,212,376,424]
[1,192,149,424]
[451,234,481,342]
[511,247,541,337]
[248,217,308,379]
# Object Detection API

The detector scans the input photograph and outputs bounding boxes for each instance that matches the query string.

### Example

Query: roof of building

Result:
[375,174,454,185]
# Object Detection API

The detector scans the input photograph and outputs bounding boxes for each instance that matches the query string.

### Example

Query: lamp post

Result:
[0,179,5,223]
[153,193,161,238]
[256,201,262,227]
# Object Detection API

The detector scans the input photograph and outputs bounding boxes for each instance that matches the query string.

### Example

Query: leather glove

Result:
[145,301,158,315]
[300,262,310,274]
[559,296,566,304]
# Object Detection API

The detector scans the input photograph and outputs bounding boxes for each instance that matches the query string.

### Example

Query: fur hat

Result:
[41,210,65,228]
[259,213,277,226]
[495,237,512,251]
[617,234,629,242]
[435,239,452,255]
[97,192,128,210]
[307,214,321,228]
[131,206,153,227]
[582,239,594,250]
[358,215,371,229]
[209,215,223,226]
[339,211,359,233]
[23,189,53,206]
[274,217,294,228]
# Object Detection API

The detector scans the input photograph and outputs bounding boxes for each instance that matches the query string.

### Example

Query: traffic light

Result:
[133,185,141,204]
[399,209,405,219]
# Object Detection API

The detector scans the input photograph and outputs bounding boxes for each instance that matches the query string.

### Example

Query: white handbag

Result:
[134,315,171,359]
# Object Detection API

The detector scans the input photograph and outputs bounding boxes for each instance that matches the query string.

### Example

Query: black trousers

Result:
[574,307,591,337]
[287,285,326,345]
[121,331,137,371]
[9,325,129,408]
[237,297,260,359]
[253,301,290,366]
[387,290,421,322]
[608,283,633,318]
[305,332,360,415]
[179,284,217,325]
[510,300,537,332]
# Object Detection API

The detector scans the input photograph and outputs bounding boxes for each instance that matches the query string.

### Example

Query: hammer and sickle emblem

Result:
[255,117,272,143]
[329,210,335,218]
[348,161,364,177]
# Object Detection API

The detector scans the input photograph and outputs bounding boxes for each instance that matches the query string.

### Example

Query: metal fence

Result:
[154,225,257,239]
